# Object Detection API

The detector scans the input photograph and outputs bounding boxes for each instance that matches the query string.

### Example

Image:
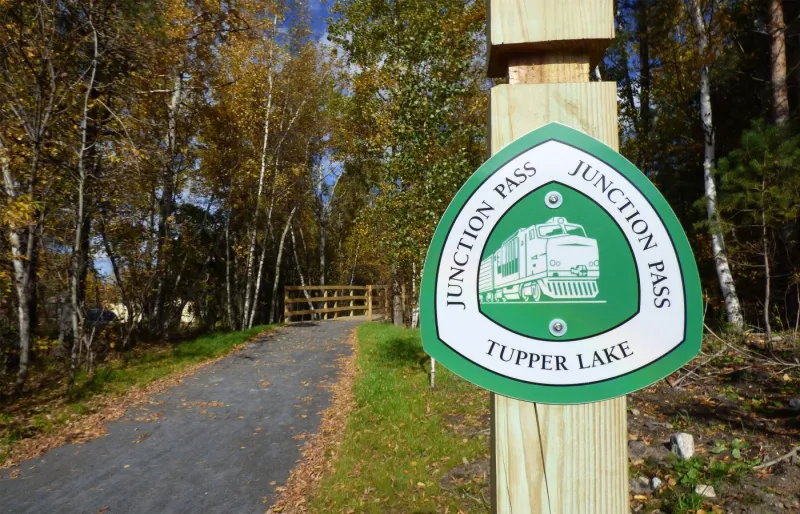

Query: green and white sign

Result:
[420,123,702,404]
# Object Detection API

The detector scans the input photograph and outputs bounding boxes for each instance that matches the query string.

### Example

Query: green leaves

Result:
[330,0,487,276]
[710,438,746,459]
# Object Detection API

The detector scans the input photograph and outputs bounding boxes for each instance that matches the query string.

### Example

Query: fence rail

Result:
[283,285,390,323]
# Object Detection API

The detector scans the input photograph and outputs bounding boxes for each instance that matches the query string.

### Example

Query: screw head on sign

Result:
[545,191,563,209]
[549,318,567,337]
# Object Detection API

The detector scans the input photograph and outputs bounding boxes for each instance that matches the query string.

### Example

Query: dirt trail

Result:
[0,320,360,514]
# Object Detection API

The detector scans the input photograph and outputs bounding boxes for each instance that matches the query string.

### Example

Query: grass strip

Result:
[308,323,490,513]
[69,325,273,401]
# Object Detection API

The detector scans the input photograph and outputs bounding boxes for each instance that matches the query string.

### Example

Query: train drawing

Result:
[479,217,600,303]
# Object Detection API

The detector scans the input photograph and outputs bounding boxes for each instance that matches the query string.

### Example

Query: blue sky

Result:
[309,0,331,38]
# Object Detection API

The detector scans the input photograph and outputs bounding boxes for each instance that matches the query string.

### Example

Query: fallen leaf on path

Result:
[266,330,358,514]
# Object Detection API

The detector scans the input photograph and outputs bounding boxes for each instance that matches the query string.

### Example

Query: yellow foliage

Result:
[33,336,59,354]
[1,195,36,229]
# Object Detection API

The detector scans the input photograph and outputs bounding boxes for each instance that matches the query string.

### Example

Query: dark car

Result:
[85,308,118,325]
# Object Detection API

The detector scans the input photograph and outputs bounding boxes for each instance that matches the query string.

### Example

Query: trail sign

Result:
[420,122,702,404]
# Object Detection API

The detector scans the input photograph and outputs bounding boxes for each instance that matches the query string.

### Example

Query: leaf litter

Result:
[266,329,358,514]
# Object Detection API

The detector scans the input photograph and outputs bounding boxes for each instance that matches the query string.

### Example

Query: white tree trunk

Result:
[242,66,275,329]
[392,269,403,327]
[269,207,297,324]
[290,227,315,312]
[319,220,327,286]
[761,184,772,345]
[1,136,39,392]
[349,242,359,286]
[317,172,342,286]
[153,72,183,333]
[251,94,309,325]
[248,228,270,329]
[68,17,98,390]
[689,0,745,330]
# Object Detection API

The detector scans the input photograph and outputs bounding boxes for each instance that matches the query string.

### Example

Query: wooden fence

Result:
[283,285,390,323]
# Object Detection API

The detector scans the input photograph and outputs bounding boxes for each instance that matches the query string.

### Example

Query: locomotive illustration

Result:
[479,217,600,303]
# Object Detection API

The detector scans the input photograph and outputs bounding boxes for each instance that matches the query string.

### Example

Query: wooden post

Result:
[487,1,627,513]
[349,288,355,317]
[323,288,329,320]
[333,289,339,319]
[284,289,290,324]
[400,283,407,326]
[367,285,373,322]
[384,286,389,321]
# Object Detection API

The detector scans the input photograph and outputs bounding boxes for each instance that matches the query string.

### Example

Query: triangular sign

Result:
[420,123,702,404]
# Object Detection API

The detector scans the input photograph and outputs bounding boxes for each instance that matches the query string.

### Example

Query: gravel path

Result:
[0,319,361,514]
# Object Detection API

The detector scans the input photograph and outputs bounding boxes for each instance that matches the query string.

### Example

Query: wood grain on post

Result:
[486,0,613,78]
[284,290,290,323]
[488,1,627,513]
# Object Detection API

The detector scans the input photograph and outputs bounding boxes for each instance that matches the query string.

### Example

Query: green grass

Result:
[653,453,755,513]
[309,323,490,513]
[68,325,273,401]
[1,325,273,462]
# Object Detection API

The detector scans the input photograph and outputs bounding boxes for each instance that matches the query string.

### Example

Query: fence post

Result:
[383,286,389,321]
[367,285,373,322]
[284,289,290,324]
[349,288,355,317]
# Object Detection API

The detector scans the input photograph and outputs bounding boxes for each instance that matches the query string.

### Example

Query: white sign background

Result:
[434,140,687,386]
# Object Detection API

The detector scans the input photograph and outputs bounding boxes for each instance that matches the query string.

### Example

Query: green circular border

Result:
[419,122,702,404]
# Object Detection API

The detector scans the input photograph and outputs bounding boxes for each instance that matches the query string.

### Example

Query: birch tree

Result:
[67,2,100,391]
[688,0,745,330]
[0,0,81,390]
[268,206,297,324]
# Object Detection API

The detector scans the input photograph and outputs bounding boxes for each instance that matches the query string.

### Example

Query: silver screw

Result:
[545,191,563,209]
[549,318,567,336]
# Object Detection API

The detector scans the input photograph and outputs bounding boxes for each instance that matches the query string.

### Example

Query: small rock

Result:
[788,398,800,411]
[631,408,641,416]
[650,477,663,490]
[629,476,651,494]
[695,484,716,498]
[670,432,695,460]
[628,440,647,460]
